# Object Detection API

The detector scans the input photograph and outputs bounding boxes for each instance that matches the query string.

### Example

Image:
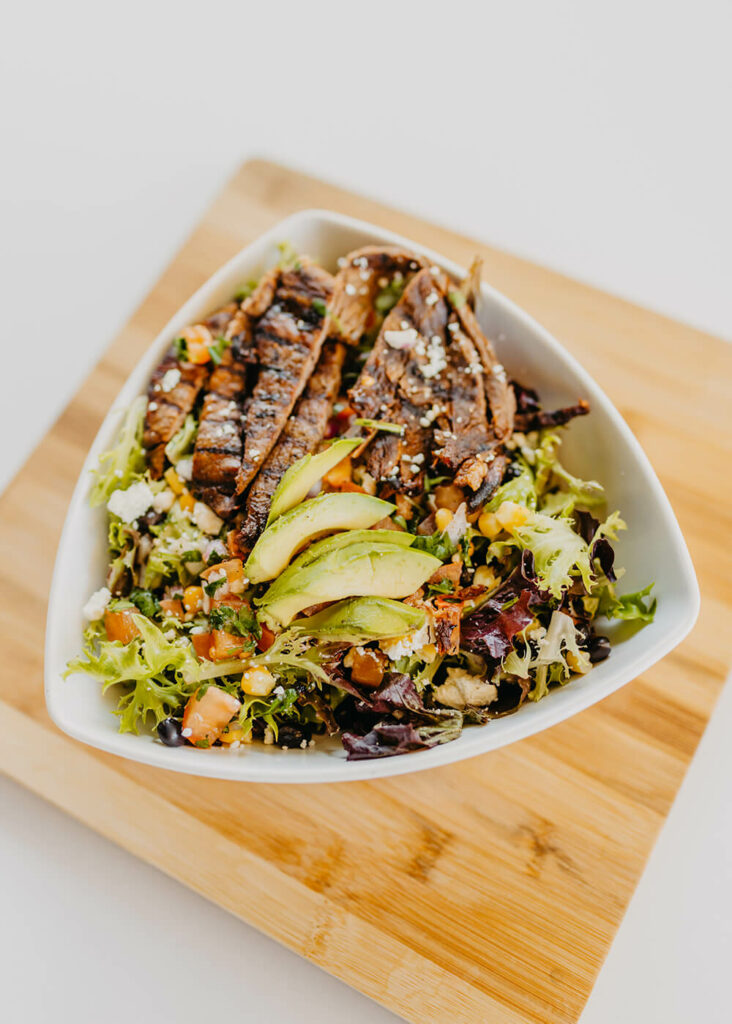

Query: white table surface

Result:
[2,2,730,1020]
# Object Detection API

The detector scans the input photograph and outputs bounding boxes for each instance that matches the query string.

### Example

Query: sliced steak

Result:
[190,308,255,518]
[433,313,498,492]
[142,303,238,477]
[237,341,346,546]
[351,268,453,493]
[453,292,516,441]
[235,260,335,495]
[331,245,428,345]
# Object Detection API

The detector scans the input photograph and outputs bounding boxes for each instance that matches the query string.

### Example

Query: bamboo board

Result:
[1,160,731,1024]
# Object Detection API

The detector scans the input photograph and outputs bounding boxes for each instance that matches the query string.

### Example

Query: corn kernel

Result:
[240,666,276,696]
[179,490,195,513]
[474,565,498,589]
[219,727,244,745]
[567,650,591,675]
[496,501,531,531]
[478,510,502,540]
[435,507,454,532]
[183,585,204,614]
[164,467,185,495]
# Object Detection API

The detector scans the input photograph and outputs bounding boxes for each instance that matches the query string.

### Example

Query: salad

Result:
[66,243,655,760]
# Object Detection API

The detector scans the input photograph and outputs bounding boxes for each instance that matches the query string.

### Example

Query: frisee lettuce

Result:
[64,614,200,733]
[90,395,147,506]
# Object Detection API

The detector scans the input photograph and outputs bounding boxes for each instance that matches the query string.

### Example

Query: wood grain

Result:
[1,160,731,1024]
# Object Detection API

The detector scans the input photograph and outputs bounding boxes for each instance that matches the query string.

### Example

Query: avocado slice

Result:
[287,528,414,571]
[289,596,426,642]
[245,492,394,583]
[257,542,441,626]
[267,438,362,524]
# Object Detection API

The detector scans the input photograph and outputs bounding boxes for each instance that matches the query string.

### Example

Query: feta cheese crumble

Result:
[175,457,193,481]
[384,327,419,350]
[192,501,223,535]
[160,368,181,392]
[107,480,154,523]
[82,586,111,621]
[380,622,431,662]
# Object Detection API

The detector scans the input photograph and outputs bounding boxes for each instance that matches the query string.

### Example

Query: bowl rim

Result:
[44,207,700,783]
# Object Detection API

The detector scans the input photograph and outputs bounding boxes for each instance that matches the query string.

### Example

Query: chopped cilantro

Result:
[312,298,328,318]
[208,336,231,366]
[172,337,188,360]
[203,577,226,598]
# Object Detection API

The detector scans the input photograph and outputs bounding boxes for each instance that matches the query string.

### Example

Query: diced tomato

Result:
[201,558,246,595]
[257,624,277,653]
[181,324,214,365]
[181,686,241,746]
[160,598,184,619]
[210,629,248,661]
[191,632,213,660]
[104,609,140,644]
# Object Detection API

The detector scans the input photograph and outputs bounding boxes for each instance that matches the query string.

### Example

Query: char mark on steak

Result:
[237,340,346,547]
[330,245,428,346]
[190,306,256,518]
[143,302,239,478]
[235,260,335,496]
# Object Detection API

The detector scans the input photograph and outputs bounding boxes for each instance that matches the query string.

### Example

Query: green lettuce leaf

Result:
[599,582,657,623]
[90,396,148,507]
[64,614,200,733]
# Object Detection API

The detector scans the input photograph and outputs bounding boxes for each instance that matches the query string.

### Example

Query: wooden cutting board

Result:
[1,160,731,1024]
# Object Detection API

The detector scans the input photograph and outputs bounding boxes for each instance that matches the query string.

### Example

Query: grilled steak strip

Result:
[453,294,516,441]
[143,303,239,478]
[235,260,336,495]
[433,313,498,492]
[513,400,590,432]
[351,268,453,493]
[190,307,255,518]
[330,246,428,346]
[237,341,346,546]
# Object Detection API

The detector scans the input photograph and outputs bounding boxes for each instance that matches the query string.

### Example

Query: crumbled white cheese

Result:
[345,283,356,296]
[419,334,448,379]
[430,265,441,276]
[380,623,431,662]
[107,480,154,523]
[152,488,175,514]
[433,668,498,709]
[161,368,181,392]
[419,404,443,428]
[425,290,439,307]
[82,586,111,621]
[384,327,419,350]
[192,501,223,535]
[175,457,193,481]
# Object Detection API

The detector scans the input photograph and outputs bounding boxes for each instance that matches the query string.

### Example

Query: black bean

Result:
[588,635,611,663]
[157,717,184,746]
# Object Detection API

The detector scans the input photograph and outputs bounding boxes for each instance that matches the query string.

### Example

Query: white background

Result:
[1,2,730,1021]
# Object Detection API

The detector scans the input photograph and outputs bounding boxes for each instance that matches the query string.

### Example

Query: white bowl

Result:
[45,210,700,783]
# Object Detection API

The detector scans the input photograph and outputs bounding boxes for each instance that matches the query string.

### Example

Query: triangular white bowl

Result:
[45,210,700,783]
